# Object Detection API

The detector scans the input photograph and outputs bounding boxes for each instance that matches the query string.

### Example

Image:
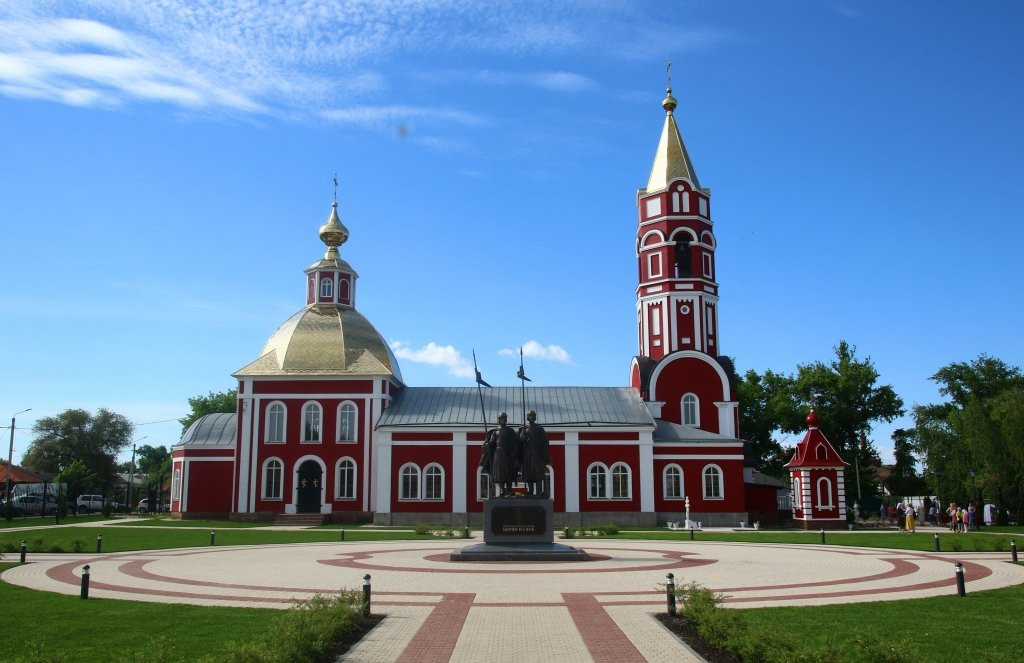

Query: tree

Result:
[135,444,171,492]
[22,408,133,493]
[737,368,792,478]
[888,428,926,497]
[913,355,1024,523]
[56,459,98,501]
[179,389,237,432]
[766,341,904,499]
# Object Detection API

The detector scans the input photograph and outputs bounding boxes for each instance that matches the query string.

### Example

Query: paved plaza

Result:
[4,533,1023,662]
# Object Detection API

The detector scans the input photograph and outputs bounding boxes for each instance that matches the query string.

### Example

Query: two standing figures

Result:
[478,410,551,498]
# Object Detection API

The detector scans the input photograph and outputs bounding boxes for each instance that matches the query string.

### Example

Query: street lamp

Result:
[127,436,147,515]
[55,462,64,525]
[5,408,31,521]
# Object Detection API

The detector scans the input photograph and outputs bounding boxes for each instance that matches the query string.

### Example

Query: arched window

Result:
[399,464,420,501]
[336,458,356,500]
[817,477,834,508]
[265,402,286,443]
[301,402,322,443]
[477,468,490,501]
[588,463,609,499]
[663,464,683,499]
[793,477,803,511]
[681,394,699,426]
[611,463,632,499]
[171,468,181,500]
[319,276,334,299]
[338,278,350,302]
[424,464,444,501]
[675,240,691,277]
[262,458,283,500]
[337,402,357,442]
[815,444,827,460]
[545,465,554,499]
[702,464,723,500]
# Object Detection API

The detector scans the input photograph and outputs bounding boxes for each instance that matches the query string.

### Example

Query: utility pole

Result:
[127,444,137,513]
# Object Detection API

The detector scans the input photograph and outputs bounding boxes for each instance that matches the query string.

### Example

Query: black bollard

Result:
[210,530,216,546]
[80,564,90,599]
[689,526,694,541]
[820,528,826,544]
[1011,539,1018,563]
[95,533,102,554]
[341,528,345,542]
[20,540,26,563]
[362,574,371,617]
[666,573,677,616]
[955,562,966,597]
[934,534,940,552]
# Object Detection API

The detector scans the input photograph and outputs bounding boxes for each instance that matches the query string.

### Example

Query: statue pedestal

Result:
[450,496,589,561]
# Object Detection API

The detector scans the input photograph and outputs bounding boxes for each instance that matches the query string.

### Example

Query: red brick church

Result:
[170,83,801,526]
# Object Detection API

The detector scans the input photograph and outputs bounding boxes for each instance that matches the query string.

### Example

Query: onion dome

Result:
[806,408,820,429]
[234,195,403,382]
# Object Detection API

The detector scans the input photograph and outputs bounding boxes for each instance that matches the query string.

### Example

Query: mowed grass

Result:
[0,562,277,663]
[1,514,109,529]
[0,525,443,553]
[600,529,1023,553]
[742,579,1024,662]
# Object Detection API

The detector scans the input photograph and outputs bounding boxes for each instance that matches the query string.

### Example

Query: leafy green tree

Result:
[768,341,904,498]
[179,388,237,432]
[887,428,926,497]
[56,459,98,501]
[737,368,792,478]
[135,444,171,492]
[913,355,1024,522]
[22,408,133,493]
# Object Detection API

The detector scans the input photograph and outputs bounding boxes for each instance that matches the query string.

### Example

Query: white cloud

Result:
[321,104,485,129]
[390,340,473,378]
[499,340,572,364]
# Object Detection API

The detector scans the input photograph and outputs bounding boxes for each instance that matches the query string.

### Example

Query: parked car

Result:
[9,494,59,516]
[76,494,109,514]
[136,498,168,513]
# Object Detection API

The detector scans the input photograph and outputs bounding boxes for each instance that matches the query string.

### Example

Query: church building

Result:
[170,83,790,527]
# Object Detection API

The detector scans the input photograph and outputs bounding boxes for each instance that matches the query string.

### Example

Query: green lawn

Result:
[0,525,451,554]
[742,580,1024,662]
[0,562,276,663]
[1,514,109,529]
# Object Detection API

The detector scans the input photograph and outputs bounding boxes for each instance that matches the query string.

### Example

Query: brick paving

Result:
[3,535,1022,662]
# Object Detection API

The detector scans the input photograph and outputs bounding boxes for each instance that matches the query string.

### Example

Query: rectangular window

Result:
[647,252,662,278]
[682,193,690,213]
[645,197,662,218]
[698,197,708,217]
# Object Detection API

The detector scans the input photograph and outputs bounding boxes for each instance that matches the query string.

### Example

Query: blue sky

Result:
[2,1,1022,466]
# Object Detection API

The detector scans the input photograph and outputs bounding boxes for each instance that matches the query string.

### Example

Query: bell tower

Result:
[630,71,737,437]
[634,77,718,361]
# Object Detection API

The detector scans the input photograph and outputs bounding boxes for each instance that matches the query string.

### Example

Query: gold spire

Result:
[319,179,349,260]
[645,64,700,193]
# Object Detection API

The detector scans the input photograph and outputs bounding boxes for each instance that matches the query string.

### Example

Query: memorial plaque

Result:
[490,504,546,536]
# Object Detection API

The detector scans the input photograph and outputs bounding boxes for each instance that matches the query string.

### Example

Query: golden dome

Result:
[234,305,402,380]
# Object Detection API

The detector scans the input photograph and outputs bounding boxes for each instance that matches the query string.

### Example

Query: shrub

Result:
[213,590,364,663]
[413,524,430,536]
[48,543,65,554]
[597,524,619,536]
[0,542,16,554]
[563,526,575,539]
[101,501,113,517]
[71,539,85,553]
[462,527,471,539]
[950,538,963,552]
[30,538,44,553]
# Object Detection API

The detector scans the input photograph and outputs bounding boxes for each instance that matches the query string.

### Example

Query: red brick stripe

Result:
[397,593,475,662]
[563,593,647,663]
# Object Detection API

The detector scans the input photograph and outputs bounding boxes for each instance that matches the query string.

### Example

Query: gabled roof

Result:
[0,464,47,484]
[377,387,655,430]
[784,409,849,468]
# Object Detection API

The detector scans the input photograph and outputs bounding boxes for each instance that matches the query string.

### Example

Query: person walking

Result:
[905,504,916,533]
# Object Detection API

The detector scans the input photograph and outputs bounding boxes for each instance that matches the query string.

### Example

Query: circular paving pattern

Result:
[4,539,1023,662]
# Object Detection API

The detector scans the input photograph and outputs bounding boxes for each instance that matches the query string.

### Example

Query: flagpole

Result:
[519,347,527,427]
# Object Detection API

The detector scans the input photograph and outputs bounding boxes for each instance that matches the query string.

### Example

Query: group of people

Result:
[880,502,921,533]
[479,410,551,498]
[878,500,984,532]
[945,502,978,532]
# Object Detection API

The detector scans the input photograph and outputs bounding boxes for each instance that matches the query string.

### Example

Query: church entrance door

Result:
[296,460,323,514]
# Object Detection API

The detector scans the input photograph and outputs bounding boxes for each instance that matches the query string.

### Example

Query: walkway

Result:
[3,538,1023,662]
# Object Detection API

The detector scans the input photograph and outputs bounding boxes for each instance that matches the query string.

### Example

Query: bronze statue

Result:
[484,412,520,496]
[519,410,551,497]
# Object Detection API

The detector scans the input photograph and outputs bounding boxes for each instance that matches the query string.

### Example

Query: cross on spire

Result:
[333,173,338,205]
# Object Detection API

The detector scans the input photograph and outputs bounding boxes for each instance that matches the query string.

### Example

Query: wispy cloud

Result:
[425,68,597,93]
[499,340,572,363]
[390,340,473,378]
[321,105,485,129]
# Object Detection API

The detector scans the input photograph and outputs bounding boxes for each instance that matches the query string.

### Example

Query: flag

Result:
[517,347,531,382]
[473,350,492,388]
